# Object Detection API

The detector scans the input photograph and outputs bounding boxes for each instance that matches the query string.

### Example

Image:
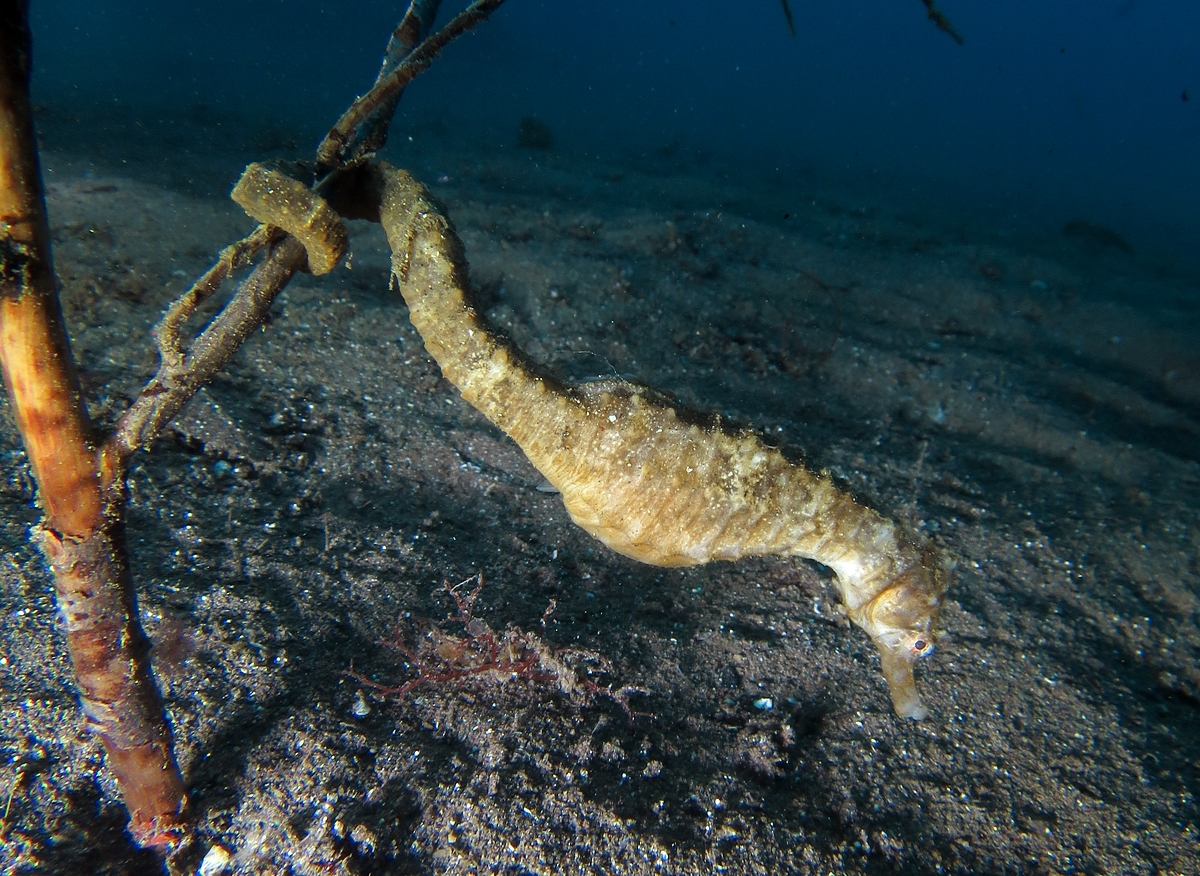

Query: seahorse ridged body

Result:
[318,161,950,719]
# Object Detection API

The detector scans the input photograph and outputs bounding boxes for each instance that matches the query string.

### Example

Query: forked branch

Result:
[105,229,298,474]
[316,0,508,173]
[109,0,509,471]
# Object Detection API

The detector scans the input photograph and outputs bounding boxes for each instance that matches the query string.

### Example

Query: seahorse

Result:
[236,160,952,719]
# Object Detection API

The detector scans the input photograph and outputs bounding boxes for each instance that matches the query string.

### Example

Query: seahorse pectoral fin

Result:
[876,643,928,720]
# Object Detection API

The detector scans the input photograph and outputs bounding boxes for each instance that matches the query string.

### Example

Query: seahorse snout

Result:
[857,550,950,719]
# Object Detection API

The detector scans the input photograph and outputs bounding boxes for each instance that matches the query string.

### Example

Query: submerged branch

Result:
[153,225,275,369]
[316,0,508,174]
[112,1,507,470]
[0,0,185,846]
[348,0,444,163]
[780,0,796,37]
[106,231,301,471]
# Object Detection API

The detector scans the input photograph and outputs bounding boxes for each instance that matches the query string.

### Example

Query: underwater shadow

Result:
[10,783,165,876]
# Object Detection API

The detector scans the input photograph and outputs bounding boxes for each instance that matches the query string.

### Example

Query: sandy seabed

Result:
[0,107,1198,875]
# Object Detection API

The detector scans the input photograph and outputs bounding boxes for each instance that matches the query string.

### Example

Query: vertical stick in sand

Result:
[0,0,186,848]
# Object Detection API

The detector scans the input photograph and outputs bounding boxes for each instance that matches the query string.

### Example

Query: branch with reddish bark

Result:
[0,0,509,854]
[0,0,185,847]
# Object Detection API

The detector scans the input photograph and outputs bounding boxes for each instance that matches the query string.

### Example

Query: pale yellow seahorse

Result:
[236,160,952,719]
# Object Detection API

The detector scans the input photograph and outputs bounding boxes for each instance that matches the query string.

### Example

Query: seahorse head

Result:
[858,545,951,720]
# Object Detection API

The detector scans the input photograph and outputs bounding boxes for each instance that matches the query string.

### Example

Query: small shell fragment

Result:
[198,843,233,876]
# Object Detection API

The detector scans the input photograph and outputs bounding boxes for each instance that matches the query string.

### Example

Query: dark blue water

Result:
[30,1,1200,271]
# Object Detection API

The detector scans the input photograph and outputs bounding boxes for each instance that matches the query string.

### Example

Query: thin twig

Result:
[920,0,964,44]
[105,233,300,471]
[387,0,443,57]
[316,0,508,173]
[0,767,22,837]
[779,0,796,37]
[347,0,444,163]
[154,225,276,368]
